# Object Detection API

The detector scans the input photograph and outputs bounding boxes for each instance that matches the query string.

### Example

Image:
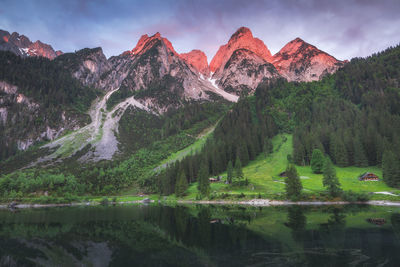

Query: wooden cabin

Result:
[209,176,221,183]
[358,172,379,181]
[367,218,386,226]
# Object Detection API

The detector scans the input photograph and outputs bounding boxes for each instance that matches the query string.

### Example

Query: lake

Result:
[0,204,400,266]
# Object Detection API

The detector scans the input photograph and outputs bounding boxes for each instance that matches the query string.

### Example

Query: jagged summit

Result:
[213,48,280,94]
[230,26,253,40]
[180,49,210,77]
[274,37,317,57]
[0,29,62,59]
[128,32,178,56]
[272,37,345,82]
[210,27,272,72]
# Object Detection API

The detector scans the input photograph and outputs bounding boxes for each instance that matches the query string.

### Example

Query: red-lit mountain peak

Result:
[180,49,210,77]
[0,29,61,60]
[272,37,345,82]
[209,27,272,72]
[130,32,178,56]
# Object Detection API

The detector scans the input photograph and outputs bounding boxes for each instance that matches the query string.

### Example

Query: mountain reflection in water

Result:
[0,204,399,266]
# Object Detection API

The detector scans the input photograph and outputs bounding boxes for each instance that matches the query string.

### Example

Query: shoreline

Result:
[1,199,400,209]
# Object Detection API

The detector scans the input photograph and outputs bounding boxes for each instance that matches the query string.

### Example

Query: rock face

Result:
[0,26,348,161]
[180,50,210,78]
[129,32,179,56]
[0,81,85,152]
[213,49,280,94]
[99,32,239,112]
[272,38,345,82]
[55,47,111,87]
[209,27,272,73]
[0,29,61,59]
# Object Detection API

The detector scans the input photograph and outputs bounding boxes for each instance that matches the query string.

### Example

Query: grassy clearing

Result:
[182,134,400,200]
[156,125,215,170]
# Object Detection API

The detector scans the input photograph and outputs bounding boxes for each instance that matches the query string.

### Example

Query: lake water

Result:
[1,204,400,266]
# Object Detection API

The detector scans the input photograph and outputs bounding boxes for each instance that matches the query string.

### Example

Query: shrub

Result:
[100,197,109,205]
[341,190,370,202]
[236,193,246,199]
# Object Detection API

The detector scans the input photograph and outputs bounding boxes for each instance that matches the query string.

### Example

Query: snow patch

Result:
[206,77,239,102]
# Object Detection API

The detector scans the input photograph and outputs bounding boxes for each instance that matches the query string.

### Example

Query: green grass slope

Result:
[183,134,400,200]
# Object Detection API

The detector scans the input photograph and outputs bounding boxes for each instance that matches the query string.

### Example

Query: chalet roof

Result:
[360,172,378,178]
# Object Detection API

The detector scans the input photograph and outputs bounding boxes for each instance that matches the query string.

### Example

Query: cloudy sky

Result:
[1,0,399,61]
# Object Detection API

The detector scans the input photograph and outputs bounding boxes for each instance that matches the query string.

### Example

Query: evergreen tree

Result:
[293,138,306,166]
[334,139,348,167]
[227,160,234,184]
[382,150,399,187]
[343,130,354,166]
[353,136,368,167]
[175,169,188,197]
[235,156,244,181]
[285,164,303,201]
[238,142,250,166]
[197,162,210,197]
[263,138,273,156]
[310,149,324,174]
[322,157,342,197]
[375,135,384,166]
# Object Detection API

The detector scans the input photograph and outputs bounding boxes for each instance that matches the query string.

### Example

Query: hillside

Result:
[0,27,399,203]
[0,51,100,161]
[182,134,400,201]
[161,44,400,199]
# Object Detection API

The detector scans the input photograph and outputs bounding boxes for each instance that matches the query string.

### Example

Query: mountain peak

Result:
[180,49,210,77]
[0,29,61,59]
[292,37,304,43]
[272,37,345,82]
[230,27,253,40]
[130,32,177,56]
[276,37,325,57]
[210,27,272,72]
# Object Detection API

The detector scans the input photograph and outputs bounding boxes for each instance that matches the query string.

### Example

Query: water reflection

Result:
[0,205,399,266]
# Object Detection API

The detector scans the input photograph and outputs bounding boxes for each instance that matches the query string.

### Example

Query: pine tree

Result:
[375,135,384,166]
[235,156,244,181]
[293,137,306,166]
[238,142,250,166]
[175,169,188,197]
[197,162,210,197]
[322,157,342,197]
[343,130,354,166]
[353,135,368,167]
[227,160,233,184]
[329,134,337,164]
[285,164,303,201]
[263,138,273,156]
[310,149,324,174]
[382,150,399,187]
[335,138,348,167]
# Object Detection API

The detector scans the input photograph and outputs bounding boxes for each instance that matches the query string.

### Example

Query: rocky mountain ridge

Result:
[0,29,62,59]
[272,37,345,82]
[209,27,273,74]
[180,50,210,78]
[0,26,345,161]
